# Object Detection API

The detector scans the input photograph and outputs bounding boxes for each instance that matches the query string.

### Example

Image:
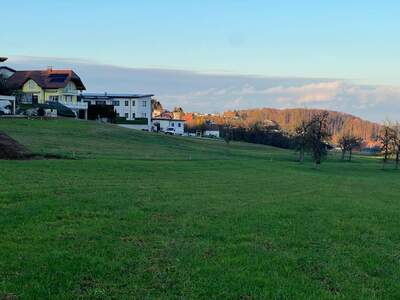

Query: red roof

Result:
[6,69,86,90]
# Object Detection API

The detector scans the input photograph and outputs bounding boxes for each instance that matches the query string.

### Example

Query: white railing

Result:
[58,101,88,110]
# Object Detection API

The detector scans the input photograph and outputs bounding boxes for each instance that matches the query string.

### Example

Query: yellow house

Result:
[6,67,88,117]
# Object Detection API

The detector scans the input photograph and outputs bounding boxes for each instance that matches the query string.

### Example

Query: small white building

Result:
[80,93,153,129]
[152,118,185,135]
[204,130,220,138]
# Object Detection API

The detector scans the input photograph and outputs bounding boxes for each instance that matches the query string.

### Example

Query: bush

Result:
[37,107,45,117]
[115,117,148,125]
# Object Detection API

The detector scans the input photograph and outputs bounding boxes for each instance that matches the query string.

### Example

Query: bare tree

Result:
[223,124,232,145]
[338,133,362,161]
[392,122,400,170]
[379,124,396,169]
[306,112,331,168]
[294,120,309,163]
[338,134,350,160]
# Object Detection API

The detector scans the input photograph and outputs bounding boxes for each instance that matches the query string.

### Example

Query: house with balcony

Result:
[5,67,88,118]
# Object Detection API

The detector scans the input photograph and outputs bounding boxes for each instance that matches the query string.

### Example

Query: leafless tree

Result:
[305,112,331,168]
[338,133,362,161]
[223,124,232,145]
[391,122,400,170]
[294,120,309,163]
[379,124,396,169]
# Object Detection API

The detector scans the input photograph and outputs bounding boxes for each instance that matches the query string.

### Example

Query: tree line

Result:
[220,112,400,169]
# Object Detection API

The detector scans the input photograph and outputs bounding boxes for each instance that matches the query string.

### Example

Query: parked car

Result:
[164,127,176,135]
[0,101,11,115]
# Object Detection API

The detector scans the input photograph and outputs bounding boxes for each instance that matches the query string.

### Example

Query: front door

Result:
[32,95,38,105]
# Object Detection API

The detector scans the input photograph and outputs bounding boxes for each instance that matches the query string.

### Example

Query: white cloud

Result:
[5,55,400,122]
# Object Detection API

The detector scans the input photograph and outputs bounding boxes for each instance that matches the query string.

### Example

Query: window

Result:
[171,122,175,127]
[125,100,129,106]
[112,100,120,106]
[142,100,147,107]
[132,100,135,106]
[125,113,129,119]
[132,113,135,119]
[178,123,182,127]
[96,100,106,105]
[65,95,72,102]
[49,96,59,102]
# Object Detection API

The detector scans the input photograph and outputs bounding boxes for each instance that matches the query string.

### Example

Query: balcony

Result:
[57,100,88,110]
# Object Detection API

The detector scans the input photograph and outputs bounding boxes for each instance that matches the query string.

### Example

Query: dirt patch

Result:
[0,132,34,160]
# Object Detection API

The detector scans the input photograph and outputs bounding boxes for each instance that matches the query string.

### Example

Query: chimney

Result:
[47,66,53,72]
[0,57,7,62]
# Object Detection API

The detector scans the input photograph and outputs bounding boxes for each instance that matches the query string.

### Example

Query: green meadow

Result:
[0,119,399,299]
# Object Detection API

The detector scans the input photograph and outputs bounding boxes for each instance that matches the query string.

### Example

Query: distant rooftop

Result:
[81,93,154,99]
[0,57,7,62]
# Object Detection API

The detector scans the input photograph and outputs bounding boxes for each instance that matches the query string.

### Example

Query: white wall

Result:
[113,97,152,125]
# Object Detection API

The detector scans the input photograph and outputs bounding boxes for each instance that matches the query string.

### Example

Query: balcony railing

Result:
[57,100,88,110]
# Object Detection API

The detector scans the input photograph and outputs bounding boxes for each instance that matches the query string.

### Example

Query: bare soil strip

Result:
[0,132,34,160]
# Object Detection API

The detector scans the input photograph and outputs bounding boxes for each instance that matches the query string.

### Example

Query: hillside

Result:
[230,108,381,143]
[1,119,400,299]
[189,108,381,145]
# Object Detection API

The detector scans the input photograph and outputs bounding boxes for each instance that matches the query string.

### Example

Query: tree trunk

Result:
[299,148,304,163]
[341,149,346,160]
[396,152,399,170]
[348,149,352,162]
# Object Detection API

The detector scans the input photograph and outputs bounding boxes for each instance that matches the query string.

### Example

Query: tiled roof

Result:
[6,69,86,90]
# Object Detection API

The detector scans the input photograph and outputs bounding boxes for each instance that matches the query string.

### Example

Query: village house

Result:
[80,93,153,129]
[4,67,88,118]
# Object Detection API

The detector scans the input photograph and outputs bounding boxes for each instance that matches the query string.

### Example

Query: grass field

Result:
[1,119,400,299]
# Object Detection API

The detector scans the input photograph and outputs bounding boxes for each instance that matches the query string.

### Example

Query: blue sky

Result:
[3,0,400,84]
[3,1,400,122]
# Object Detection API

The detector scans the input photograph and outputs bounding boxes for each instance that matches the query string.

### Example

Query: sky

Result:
[2,0,400,122]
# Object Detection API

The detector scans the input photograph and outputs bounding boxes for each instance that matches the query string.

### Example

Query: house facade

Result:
[5,67,88,118]
[152,118,185,135]
[80,93,153,128]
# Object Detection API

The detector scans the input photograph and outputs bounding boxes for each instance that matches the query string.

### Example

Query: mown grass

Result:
[0,119,399,299]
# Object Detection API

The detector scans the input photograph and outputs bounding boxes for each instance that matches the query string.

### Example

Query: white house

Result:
[152,118,185,135]
[204,130,220,138]
[80,93,153,129]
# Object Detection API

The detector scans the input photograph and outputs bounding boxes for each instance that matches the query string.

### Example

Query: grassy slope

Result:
[0,119,399,299]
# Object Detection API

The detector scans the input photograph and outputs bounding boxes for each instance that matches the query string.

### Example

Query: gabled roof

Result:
[6,69,86,90]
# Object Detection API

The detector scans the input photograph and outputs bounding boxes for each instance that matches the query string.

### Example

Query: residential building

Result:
[152,118,185,135]
[80,93,153,129]
[5,67,88,118]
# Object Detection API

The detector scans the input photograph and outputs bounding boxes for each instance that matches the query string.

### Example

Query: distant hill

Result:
[222,108,381,145]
